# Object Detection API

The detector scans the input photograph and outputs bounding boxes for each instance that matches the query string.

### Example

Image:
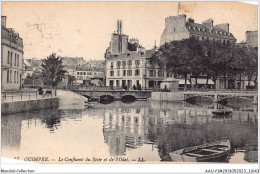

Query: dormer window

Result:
[228,33,231,36]
[202,29,205,32]
[193,27,196,30]
[188,26,191,30]
[220,32,222,35]
[198,28,201,31]
[209,30,212,33]
[216,31,218,34]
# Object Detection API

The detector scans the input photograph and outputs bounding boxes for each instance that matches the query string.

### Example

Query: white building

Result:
[105,20,166,89]
[1,16,23,90]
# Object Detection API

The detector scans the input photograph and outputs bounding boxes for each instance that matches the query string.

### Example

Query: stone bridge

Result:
[71,89,151,102]
[184,91,258,104]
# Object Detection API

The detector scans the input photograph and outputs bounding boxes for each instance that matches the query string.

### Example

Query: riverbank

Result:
[1,97,59,115]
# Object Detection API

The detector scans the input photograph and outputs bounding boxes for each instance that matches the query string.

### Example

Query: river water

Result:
[1,90,258,163]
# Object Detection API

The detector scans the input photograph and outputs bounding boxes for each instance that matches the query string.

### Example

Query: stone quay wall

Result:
[1,97,59,115]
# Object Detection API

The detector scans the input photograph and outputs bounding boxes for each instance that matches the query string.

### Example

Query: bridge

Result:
[71,89,151,103]
[184,91,258,104]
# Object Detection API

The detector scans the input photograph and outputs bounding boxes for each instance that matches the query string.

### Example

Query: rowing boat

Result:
[169,140,231,162]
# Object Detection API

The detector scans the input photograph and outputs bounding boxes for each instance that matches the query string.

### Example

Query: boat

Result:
[212,109,232,116]
[169,140,231,162]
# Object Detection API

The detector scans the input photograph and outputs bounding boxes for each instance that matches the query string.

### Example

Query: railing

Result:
[158,88,258,93]
[1,89,57,103]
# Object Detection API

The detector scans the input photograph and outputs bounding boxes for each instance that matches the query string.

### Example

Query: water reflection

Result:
[1,93,258,163]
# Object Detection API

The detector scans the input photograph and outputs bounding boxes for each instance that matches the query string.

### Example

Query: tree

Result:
[41,53,67,87]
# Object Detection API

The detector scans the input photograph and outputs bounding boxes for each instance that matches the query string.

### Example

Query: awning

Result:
[179,79,191,85]
[191,78,214,85]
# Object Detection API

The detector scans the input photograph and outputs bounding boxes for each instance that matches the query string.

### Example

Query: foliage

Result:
[150,37,258,90]
[41,53,67,87]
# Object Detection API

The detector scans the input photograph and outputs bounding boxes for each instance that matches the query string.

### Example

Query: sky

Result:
[1,1,258,61]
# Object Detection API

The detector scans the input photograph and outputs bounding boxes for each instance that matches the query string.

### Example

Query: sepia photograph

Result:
[1,0,258,173]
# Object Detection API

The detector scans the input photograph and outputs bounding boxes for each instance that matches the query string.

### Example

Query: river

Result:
[1,90,258,163]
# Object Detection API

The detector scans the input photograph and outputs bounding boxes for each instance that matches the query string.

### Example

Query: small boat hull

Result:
[170,140,231,162]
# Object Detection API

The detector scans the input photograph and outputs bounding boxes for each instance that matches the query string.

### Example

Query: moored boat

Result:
[212,109,232,116]
[169,140,231,162]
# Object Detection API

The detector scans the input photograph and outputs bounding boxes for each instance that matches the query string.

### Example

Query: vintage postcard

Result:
[1,0,258,173]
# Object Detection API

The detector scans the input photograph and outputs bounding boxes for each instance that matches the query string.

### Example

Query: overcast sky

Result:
[2,1,258,60]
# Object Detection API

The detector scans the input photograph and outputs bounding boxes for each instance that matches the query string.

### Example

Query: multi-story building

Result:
[105,20,166,89]
[1,16,24,90]
[160,14,239,89]
[76,66,104,84]
[160,14,236,45]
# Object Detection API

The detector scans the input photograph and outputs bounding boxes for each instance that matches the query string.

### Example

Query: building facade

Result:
[160,14,236,45]
[1,16,24,91]
[76,66,104,84]
[105,20,166,89]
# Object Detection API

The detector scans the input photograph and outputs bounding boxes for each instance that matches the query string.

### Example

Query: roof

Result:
[186,22,236,40]
[107,51,147,60]
[24,66,33,71]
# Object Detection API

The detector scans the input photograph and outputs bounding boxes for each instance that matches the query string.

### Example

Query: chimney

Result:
[1,16,6,27]
[215,23,229,32]
[202,18,213,29]
[187,18,194,23]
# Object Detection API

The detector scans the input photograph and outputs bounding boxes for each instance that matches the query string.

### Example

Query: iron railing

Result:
[1,89,57,103]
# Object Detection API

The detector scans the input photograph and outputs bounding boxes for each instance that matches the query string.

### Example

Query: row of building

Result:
[104,15,258,90]
[1,13,257,91]
[23,57,105,87]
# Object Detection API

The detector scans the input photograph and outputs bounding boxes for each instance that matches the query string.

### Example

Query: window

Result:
[213,38,215,43]
[10,70,12,83]
[117,70,120,76]
[123,70,126,76]
[174,28,176,32]
[7,51,10,64]
[17,72,19,83]
[196,36,199,40]
[110,71,114,77]
[122,61,126,68]
[10,52,13,66]
[127,70,132,76]
[135,69,140,76]
[111,62,114,69]
[77,72,79,75]
[202,36,204,41]
[17,55,19,66]
[149,70,156,77]
[80,72,82,75]
[14,54,17,66]
[117,61,121,69]
[135,60,140,66]
[128,60,132,66]
[7,70,9,83]
[14,71,16,83]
